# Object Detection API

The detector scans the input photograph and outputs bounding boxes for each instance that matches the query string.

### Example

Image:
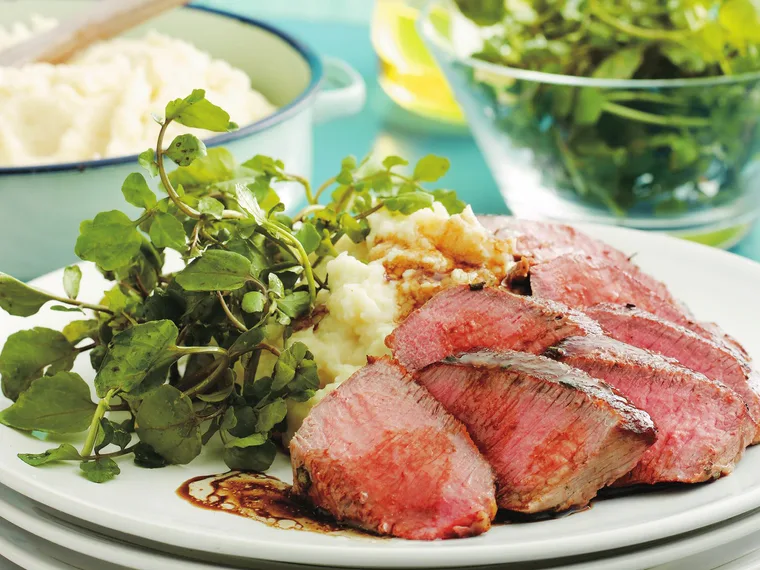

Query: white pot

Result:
[0,2,366,281]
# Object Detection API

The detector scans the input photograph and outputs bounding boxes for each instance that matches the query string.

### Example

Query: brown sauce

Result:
[177,471,372,537]
[178,472,698,535]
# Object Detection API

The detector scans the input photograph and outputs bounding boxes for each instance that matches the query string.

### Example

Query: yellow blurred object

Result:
[371,0,465,124]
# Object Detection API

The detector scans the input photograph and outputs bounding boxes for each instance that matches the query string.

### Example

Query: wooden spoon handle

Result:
[0,0,190,67]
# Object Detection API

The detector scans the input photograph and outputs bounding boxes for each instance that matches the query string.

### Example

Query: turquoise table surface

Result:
[202,0,760,262]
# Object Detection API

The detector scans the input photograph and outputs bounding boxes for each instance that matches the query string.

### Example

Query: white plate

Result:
[1,224,760,568]
[4,479,760,570]
[0,518,127,570]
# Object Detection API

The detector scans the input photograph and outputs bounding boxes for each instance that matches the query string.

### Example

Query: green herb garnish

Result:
[454,0,760,216]
[0,90,462,483]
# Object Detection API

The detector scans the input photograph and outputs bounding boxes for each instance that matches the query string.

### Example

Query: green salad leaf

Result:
[455,0,760,216]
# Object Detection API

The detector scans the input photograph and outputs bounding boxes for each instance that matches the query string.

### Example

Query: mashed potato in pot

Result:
[285,203,515,442]
[0,18,275,166]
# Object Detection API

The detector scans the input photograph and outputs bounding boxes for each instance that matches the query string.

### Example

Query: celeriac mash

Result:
[0,18,275,166]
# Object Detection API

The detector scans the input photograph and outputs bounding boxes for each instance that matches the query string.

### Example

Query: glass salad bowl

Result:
[418,0,760,248]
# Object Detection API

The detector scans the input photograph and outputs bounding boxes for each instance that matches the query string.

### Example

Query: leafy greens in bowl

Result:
[0,90,461,483]
[421,0,760,245]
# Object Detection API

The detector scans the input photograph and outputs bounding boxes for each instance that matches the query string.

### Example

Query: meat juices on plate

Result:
[289,357,497,540]
[417,350,656,513]
[546,336,754,485]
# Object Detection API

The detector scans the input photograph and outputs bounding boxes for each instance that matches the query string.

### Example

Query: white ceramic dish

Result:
[1,224,760,568]
[0,0,366,281]
[3,480,760,570]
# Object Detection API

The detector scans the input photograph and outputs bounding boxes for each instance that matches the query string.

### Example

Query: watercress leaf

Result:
[221,407,237,431]
[385,190,435,214]
[267,273,285,298]
[228,327,265,357]
[90,345,107,372]
[149,212,187,251]
[382,155,409,169]
[201,418,220,445]
[18,444,82,467]
[413,155,450,182]
[272,342,308,392]
[198,197,224,220]
[121,172,157,209]
[241,291,266,313]
[165,89,236,132]
[62,266,82,300]
[255,399,288,433]
[339,213,369,243]
[50,305,84,313]
[573,88,606,126]
[225,432,267,448]
[138,148,158,177]
[0,372,96,433]
[294,223,321,254]
[0,273,57,317]
[75,211,142,271]
[135,384,202,465]
[169,147,236,189]
[165,134,207,167]
[247,178,280,212]
[235,185,267,224]
[370,171,393,195]
[0,327,76,401]
[227,405,256,438]
[432,189,466,215]
[287,357,319,396]
[95,418,131,454]
[175,250,252,292]
[80,458,120,483]
[277,291,311,319]
[62,319,99,344]
[94,320,179,397]
[101,286,129,314]
[223,440,276,471]
[133,441,168,469]
[592,46,645,79]
[242,155,285,176]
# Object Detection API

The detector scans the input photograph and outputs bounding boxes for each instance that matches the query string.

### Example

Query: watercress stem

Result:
[81,389,118,458]
[216,292,247,332]
[314,176,337,202]
[173,346,231,398]
[46,292,114,316]
[156,120,202,220]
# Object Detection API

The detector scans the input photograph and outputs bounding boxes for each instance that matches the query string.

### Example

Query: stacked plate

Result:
[3,224,760,570]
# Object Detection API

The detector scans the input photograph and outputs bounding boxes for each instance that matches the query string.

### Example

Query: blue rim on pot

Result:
[0,4,328,175]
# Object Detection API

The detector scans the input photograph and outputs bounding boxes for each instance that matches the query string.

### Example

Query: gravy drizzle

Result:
[177,471,371,537]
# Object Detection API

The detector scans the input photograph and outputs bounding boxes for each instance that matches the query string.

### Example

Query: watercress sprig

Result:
[0,90,463,483]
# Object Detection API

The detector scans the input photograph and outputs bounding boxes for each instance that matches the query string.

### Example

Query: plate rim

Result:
[2,222,760,567]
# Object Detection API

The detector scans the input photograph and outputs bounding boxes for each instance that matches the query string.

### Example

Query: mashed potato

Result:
[0,18,275,166]
[284,203,515,442]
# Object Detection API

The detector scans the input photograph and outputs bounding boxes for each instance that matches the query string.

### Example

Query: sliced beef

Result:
[585,303,760,443]
[478,216,632,266]
[480,216,751,358]
[416,350,656,513]
[387,285,601,372]
[289,357,496,540]
[529,254,719,339]
[546,336,754,485]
